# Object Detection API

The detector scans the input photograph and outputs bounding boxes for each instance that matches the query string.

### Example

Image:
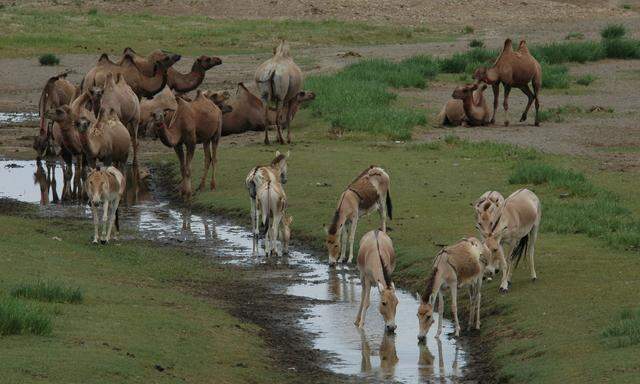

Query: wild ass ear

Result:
[323,225,329,235]
[377,282,385,293]
[286,150,290,159]
[428,293,437,306]
[275,150,281,157]
[390,282,396,290]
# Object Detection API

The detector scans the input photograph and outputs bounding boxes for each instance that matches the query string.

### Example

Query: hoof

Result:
[92,239,99,245]
[340,258,348,265]
[504,121,510,127]
[499,287,509,294]
[532,277,537,283]
[490,118,495,124]
[100,240,107,245]
[534,121,540,127]
[508,281,512,288]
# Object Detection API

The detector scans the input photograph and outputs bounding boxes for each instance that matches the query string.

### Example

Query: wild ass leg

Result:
[499,243,513,292]
[347,215,359,263]
[490,83,500,124]
[519,84,535,123]
[503,84,512,126]
[354,273,367,327]
[198,141,211,192]
[435,291,444,338]
[250,197,258,254]
[271,209,282,256]
[100,200,109,244]
[528,225,539,281]
[339,222,349,263]
[357,279,371,328]
[450,284,460,337]
[467,285,475,332]
[91,202,100,244]
[105,197,120,243]
[475,278,483,330]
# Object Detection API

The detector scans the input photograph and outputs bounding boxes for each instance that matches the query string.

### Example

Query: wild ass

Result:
[417,237,490,340]
[280,214,293,255]
[473,190,505,233]
[476,188,541,293]
[86,166,126,244]
[325,166,392,266]
[354,230,398,333]
[245,151,289,253]
[256,180,287,257]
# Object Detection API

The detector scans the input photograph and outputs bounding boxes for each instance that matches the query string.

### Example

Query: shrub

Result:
[530,41,605,64]
[469,39,484,48]
[462,25,474,34]
[565,32,585,40]
[508,162,595,197]
[603,38,640,59]
[576,74,596,86]
[541,62,569,89]
[0,297,52,336]
[601,24,627,39]
[11,281,83,304]
[88,8,98,15]
[602,308,640,348]
[399,55,439,79]
[38,53,60,66]
[437,48,496,73]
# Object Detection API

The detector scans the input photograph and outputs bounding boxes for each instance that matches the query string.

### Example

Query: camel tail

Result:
[511,234,529,269]
[386,190,393,221]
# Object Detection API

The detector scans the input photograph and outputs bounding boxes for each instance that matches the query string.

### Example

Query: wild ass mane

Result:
[375,230,392,288]
[271,153,286,166]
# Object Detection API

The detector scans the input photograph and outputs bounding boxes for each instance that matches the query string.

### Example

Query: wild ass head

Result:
[296,90,316,103]
[417,268,438,342]
[378,281,398,333]
[85,167,110,205]
[271,150,289,185]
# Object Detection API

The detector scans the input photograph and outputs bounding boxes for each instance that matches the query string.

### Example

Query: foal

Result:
[325,166,392,266]
[355,230,398,333]
[246,150,289,253]
[86,166,125,244]
[256,180,287,257]
[417,237,489,340]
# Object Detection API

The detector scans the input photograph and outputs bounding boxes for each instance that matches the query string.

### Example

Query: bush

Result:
[88,8,98,15]
[541,62,569,89]
[462,25,474,34]
[601,24,627,39]
[38,53,60,66]
[399,55,439,79]
[603,38,640,59]
[469,39,484,48]
[576,74,596,86]
[0,297,52,336]
[530,41,605,64]
[437,47,496,73]
[537,105,583,123]
[11,281,83,304]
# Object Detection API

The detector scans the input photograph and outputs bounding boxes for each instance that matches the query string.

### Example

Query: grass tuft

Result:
[38,53,60,66]
[0,297,52,336]
[469,39,484,48]
[601,24,627,39]
[602,38,640,59]
[602,308,640,348]
[462,25,474,34]
[87,8,98,15]
[576,74,596,86]
[509,162,596,197]
[11,281,83,304]
[565,32,585,40]
[540,62,570,89]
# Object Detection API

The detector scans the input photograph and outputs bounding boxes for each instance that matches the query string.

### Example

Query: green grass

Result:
[38,53,59,66]
[469,39,484,48]
[0,214,290,383]
[603,309,640,348]
[576,74,596,86]
[11,281,83,304]
[537,105,584,122]
[462,25,475,34]
[0,297,52,336]
[565,32,585,40]
[541,62,570,89]
[508,161,596,197]
[601,24,627,39]
[603,38,640,59]
[0,8,452,57]
[530,41,606,64]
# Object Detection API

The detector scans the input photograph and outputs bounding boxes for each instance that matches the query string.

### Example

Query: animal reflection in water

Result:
[418,338,462,382]
[33,159,150,206]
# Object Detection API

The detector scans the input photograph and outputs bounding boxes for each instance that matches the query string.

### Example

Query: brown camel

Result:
[255,41,303,144]
[34,72,79,159]
[87,73,141,166]
[139,86,178,136]
[82,53,178,99]
[76,107,131,171]
[150,90,222,198]
[222,83,314,136]
[437,85,490,126]
[450,83,491,126]
[473,39,542,126]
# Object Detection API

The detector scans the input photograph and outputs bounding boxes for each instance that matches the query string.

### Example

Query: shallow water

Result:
[0,159,467,383]
[0,112,38,124]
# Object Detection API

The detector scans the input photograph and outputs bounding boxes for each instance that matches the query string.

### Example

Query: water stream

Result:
[0,159,468,383]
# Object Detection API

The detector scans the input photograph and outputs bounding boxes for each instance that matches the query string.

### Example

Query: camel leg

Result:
[519,85,535,123]
[210,137,219,190]
[184,143,195,200]
[100,200,109,244]
[503,84,512,126]
[436,290,444,338]
[263,104,271,145]
[532,78,541,126]
[198,141,211,192]
[275,104,285,145]
[347,215,359,263]
[130,122,139,168]
[490,83,500,124]
[105,197,120,243]
[285,100,295,144]
[354,274,367,327]
[91,202,100,244]
[358,279,371,328]
[174,145,187,198]
[450,284,460,337]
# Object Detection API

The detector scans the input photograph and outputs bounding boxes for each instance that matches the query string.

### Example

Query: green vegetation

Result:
[38,53,59,66]
[601,24,627,39]
[541,62,569,89]
[537,105,613,123]
[0,297,52,336]
[306,57,437,139]
[0,8,452,57]
[469,39,484,48]
[508,162,595,197]
[603,38,640,59]
[529,41,605,64]
[11,281,83,304]
[622,4,632,10]
[576,74,596,86]
[462,25,475,34]
[0,214,290,383]
[565,32,585,40]
[603,308,640,348]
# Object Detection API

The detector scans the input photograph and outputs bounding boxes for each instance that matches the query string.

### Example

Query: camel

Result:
[87,73,141,166]
[255,41,303,144]
[123,48,222,93]
[245,151,290,253]
[150,90,223,198]
[355,230,398,333]
[139,86,178,136]
[256,180,287,257]
[82,53,178,99]
[477,188,541,293]
[449,83,491,126]
[473,39,542,126]
[76,107,131,171]
[34,72,79,159]
[417,237,490,339]
[120,48,180,74]
[86,166,126,244]
[325,166,392,266]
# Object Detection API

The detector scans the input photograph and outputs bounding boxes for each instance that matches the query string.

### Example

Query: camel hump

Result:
[502,38,513,53]
[122,47,136,55]
[518,40,529,53]
[98,53,113,64]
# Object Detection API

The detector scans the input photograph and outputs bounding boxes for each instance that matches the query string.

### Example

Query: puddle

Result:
[0,159,467,383]
[0,112,38,124]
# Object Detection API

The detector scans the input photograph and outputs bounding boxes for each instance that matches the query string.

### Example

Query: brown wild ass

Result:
[86,166,126,244]
[473,190,505,240]
[256,180,287,257]
[255,41,303,144]
[245,151,289,253]
[280,214,293,255]
[325,166,392,266]
[473,39,542,126]
[417,237,490,340]
[355,230,398,333]
[476,188,541,293]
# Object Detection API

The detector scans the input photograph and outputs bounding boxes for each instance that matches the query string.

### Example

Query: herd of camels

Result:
[33,38,545,340]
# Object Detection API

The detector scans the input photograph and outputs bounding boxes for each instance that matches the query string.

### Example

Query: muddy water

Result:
[0,112,38,124]
[0,159,468,383]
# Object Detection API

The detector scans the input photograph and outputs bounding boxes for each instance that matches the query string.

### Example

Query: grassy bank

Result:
[0,208,290,383]
[177,111,640,383]
[0,8,450,57]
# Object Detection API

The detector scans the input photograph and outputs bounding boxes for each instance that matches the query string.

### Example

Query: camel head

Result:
[75,108,96,134]
[195,55,222,71]
[149,108,174,138]
[45,105,71,124]
[378,281,398,333]
[452,83,478,100]
[417,296,435,342]
[296,90,316,103]
[206,90,233,114]
[154,53,181,70]
[88,86,104,117]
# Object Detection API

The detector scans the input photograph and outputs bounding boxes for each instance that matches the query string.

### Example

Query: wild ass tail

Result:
[259,182,271,237]
[511,234,529,268]
[248,179,257,199]
[386,190,393,220]
[115,207,120,232]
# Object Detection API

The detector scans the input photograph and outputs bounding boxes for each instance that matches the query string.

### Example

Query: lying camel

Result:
[437,84,490,126]
[34,72,79,159]
[82,53,178,99]
[76,107,131,171]
[222,83,314,136]
[473,39,542,126]
[255,41,303,144]
[88,73,140,166]
[450,83,491,126]
[150,90,223,198]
